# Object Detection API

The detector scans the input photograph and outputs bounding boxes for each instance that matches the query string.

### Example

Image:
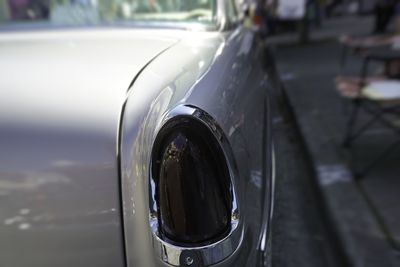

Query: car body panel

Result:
[120,26,274,266]
[0,16,275,267]
[0,28,178,267]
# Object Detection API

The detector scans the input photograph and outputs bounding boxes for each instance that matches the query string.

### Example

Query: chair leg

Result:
[341,97,349,116]
[343,100,360,148]
[349,111,382,143]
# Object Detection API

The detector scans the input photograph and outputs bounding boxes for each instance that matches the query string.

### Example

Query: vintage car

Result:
[0,0,276,266]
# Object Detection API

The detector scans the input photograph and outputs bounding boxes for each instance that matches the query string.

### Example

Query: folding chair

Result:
[341,49,400,178]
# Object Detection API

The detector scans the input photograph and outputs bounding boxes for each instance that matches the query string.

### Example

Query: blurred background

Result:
[259,1,400,267]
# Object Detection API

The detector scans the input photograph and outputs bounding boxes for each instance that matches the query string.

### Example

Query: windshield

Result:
[0,0,218,30]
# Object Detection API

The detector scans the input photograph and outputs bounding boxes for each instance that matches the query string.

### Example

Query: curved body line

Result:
[116,39,180,265]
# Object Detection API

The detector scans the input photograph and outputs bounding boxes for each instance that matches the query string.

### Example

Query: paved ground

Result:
[271,15,400,267]
[270,90,345,267]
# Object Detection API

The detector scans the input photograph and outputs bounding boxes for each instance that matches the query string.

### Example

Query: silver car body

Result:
[0,2,275,267]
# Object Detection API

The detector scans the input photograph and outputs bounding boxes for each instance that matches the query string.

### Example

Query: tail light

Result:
[151,116,232,246]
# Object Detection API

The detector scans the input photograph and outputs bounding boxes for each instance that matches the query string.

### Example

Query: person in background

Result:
[9,0,50,20]
[373,0,397,34]
[315,0,328,26]
[8,0,29,19]
[263,0,277,36]
[308,0,323,27]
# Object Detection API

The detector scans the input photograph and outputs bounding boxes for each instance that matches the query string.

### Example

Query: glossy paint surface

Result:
[120,25,274,266]
[0,16,274,267]
[0,29,177,267]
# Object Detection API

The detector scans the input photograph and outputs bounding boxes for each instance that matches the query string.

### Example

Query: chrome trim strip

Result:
[148,105,243,266]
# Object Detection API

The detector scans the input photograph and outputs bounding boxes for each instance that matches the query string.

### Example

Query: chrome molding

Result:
[148,105,243,266]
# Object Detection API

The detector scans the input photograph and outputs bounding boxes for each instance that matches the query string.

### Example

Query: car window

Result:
[0,0,217,29]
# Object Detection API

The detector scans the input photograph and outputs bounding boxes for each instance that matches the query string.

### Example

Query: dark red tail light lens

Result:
[151,117,232,245]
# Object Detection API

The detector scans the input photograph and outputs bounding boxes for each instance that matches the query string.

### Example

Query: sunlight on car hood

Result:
[0,29,178,134]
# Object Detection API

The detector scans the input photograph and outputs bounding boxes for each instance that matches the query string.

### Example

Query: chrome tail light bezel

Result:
[148,105,242,266]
